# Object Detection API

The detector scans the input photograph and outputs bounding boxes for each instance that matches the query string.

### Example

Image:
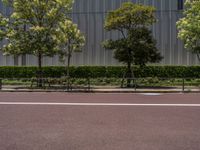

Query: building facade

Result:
[0,0,198,66]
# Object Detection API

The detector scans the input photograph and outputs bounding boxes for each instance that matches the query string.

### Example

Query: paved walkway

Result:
[0,85,200,93]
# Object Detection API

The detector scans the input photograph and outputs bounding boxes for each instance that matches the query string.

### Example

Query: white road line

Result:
[0,102,200,107]
[140,93,163,96]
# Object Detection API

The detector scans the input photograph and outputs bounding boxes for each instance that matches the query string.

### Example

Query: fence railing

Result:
[0,77,199,92]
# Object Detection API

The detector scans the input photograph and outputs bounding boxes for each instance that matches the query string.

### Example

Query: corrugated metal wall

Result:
[0,0,198,66]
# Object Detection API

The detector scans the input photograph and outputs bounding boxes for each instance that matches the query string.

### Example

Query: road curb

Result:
[0,89,199,93]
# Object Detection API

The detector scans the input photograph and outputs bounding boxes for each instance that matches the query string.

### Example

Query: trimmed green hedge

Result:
[0,66,200,78]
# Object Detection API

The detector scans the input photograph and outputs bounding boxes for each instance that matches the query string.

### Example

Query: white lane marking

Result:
[0,102,200,107]
[141,93,163,96]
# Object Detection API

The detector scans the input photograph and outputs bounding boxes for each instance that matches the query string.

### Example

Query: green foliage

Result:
[103,2,162,69]
[2,0,74,57]
[58,20,85,61]
[0,0,81,87]
[57,20,85,76]
[104,2,156,31]
[0,13,8,41]
[0,66,200,78]
[177,0,200,61]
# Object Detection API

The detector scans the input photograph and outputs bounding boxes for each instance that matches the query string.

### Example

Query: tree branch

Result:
[118,28,126,39]
[197,53,200,62]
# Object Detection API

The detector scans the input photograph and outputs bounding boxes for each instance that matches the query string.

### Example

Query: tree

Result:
[58,20,85,77]
[0,13,8,41]
[177,0,200,62]
[103,2,162,87]
[2,0,74,87]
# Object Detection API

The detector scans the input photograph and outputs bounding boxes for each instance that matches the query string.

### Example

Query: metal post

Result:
[134,78,137,91]
[121,78,124,88]
[67,77,71,91]
[87,78,90,91]
[182,78,185,92]
[0,79,2,90]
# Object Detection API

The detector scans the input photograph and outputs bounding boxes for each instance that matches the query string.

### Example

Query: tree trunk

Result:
[65,54,72,91]
[37,53,43,87]
[67,54,71,77]
[66,41,72,78]
[126,62,132,87]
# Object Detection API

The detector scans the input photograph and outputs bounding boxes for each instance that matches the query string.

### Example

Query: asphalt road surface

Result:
[0,92,200,150]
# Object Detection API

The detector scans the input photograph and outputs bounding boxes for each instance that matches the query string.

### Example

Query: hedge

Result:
[0,66,200,78]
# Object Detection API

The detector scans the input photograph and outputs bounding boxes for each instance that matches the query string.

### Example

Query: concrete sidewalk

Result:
[0,85,200,93]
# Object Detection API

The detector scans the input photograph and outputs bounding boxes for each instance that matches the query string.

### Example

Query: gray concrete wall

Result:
[1,0,198,66]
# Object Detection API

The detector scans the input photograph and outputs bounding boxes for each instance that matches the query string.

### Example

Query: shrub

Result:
[0,66,199,78]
